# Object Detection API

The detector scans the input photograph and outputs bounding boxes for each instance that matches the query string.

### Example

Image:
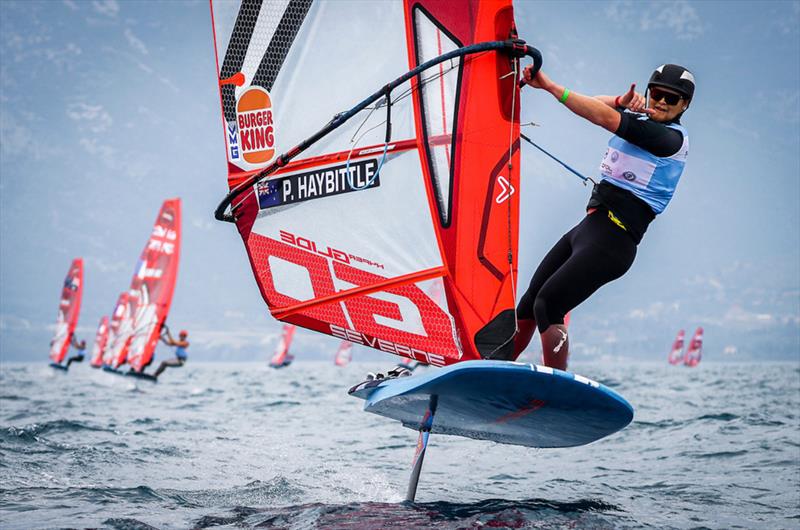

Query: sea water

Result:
[1,360,798,529]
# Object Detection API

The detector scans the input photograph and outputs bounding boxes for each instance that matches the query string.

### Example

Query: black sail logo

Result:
[257,159,380,209]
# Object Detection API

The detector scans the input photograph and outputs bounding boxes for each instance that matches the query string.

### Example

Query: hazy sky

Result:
[1,0,798,364]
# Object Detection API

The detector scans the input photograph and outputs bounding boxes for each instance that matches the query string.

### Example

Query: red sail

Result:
[270,324,296,367]
[103,292,130,367]
[210,0,523,367]
[107,291,139,369]
[668,329,685,365]
[49,258,83,364]
[684,327,703,367]
[334,340,353,367]
[126,199,182,373]
[89,316,109,367]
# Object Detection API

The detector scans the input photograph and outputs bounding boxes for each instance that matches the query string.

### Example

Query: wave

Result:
[1,419,116,450]
[189,497,627,530]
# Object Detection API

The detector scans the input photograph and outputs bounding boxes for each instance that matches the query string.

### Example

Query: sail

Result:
[89,316,109,367]
[210,0,539,366]
[668,329,685,365]
[684,327,703,367]
[106,291,139,368]
[270,323,296,367]
[334,340,353,367]
[49,258,84,364]
[126,199,182,373]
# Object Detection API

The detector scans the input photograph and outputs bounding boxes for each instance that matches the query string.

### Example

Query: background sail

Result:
[90,316,109,367]
[270,323,296,367]
[668,329,685,365]
[684,327,703,367]
[103,292,129,367]
[211,0,522,366]
[126,199,182,373]
[49,258,83,364]
[106,291,139,368]
[334,340,352,367]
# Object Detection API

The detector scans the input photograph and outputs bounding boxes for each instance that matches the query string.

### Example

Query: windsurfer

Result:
[65,336,86,367]
[515,64,694,370]
[153,328,189,378]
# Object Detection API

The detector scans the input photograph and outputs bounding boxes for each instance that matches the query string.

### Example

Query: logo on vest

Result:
[622,171,636,181]
[610,151,619,163]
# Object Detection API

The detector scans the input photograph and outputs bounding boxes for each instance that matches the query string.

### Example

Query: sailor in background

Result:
[153,328,189,378]
[514,64,694,370]
[65,335,86,368]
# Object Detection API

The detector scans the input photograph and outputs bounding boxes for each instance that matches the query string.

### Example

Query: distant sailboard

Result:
[125,199,182,377]
[89,316,109,368]
[668,329,685,365]
[684,327,703,367]
[103,199,181,380]
[103,291,132,370]
[209,0,630,501]
[334,340,352,367]
[49,258,83,370]
[269,324,296,368]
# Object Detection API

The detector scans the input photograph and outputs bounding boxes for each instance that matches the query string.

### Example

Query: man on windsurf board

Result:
[514,64,694,370]
[64,335,87,368]
[153,328,189,378]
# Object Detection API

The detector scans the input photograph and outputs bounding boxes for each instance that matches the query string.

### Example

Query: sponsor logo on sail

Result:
[236,86,276,165]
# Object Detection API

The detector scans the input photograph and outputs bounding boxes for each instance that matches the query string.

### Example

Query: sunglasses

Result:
[649,88,684,106]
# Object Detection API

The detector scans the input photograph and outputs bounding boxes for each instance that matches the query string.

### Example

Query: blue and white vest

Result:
[598,120,689,214]
[175,345,188,360]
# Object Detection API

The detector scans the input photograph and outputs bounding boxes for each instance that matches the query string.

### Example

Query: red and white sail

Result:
[668,329,685,365]
[105,291,138,368]
[334,340,353,367]
[49,258,83,364]
[684,327,703,367]
[126,199,182,373]
[89,316,109,368]
[270,323,296,367]
[210,0,528,366]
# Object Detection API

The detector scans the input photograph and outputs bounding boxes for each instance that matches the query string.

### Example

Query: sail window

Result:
[413,7,462,227]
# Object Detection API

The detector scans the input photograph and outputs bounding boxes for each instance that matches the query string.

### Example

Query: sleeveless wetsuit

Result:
[518,110,688,333]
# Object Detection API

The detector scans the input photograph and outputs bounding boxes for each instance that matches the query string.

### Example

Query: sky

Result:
[1,0,798,364]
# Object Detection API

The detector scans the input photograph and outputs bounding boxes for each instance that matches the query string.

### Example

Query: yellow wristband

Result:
[559,88,570,103]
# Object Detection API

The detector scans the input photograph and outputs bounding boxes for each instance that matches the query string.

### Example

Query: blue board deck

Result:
[49,362,68,371]
[349,360,633,448]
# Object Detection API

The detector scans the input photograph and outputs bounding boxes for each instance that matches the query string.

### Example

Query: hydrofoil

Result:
[349,360,633,501]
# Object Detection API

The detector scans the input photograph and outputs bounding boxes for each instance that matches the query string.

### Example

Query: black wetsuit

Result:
[65,350,85,368]
[518,110,685,332]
